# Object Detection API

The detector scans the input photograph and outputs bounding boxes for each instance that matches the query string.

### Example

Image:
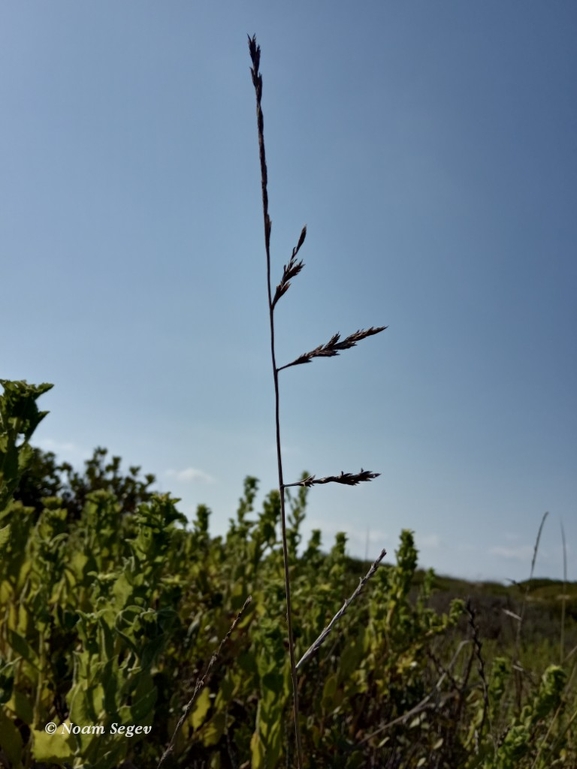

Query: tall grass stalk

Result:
[510,511,549,712]
[561,519,567,663]
[248,35,386,765]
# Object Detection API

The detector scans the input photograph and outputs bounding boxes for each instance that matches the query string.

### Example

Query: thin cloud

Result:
[417,533,441,550]
[165,467,215,484]
[35,438,88,461]
[490,545,534,561]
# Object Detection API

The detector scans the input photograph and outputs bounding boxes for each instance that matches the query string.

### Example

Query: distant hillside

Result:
[347,555,577,653]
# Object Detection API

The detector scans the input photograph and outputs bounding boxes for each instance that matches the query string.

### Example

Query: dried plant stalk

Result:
[248,34,385,768]
[157,596,252,768]
[248,34,304,766]
[296,548,386,670]
[466,599,489,744]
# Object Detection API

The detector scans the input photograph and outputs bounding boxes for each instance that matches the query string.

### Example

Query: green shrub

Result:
[1,380,575,768]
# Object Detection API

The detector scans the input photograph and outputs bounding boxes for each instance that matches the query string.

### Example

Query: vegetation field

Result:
[0,379,575,768]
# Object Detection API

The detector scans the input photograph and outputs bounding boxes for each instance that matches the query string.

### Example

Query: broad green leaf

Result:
[112,573,134,610]
[0,523,10,548]
[250,730,266,769]
[191,686,211,730]
[128,685,157,722]
[86,683,105,720]
[6,629,39,668]
[69,685,97,726]
[0,710,23,767]
[201,712,225,747]
[261,670,283,697]
[7,690,34,725]
[214,672,235,710]
[0,659,15,705]
[322,673,338,710]
[31,727,74,765]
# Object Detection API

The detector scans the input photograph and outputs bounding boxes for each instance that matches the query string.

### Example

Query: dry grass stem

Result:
[296,547,386,670]
[284,469,380,489]
[560,518,567,663]
[516,511,549,652]
[248,34,304,766]
[466,599,490,745]
[157,596,252,768]
[249,34,384,767]
[278,326,387,372]
[530,511,549,580]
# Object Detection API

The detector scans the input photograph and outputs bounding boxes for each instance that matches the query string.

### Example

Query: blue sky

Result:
[2,2,576,583]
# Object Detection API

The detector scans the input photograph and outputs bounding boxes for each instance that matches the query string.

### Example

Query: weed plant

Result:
[248,34,387,765]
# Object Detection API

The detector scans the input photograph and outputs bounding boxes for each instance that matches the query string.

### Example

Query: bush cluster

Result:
[0,380,575,768]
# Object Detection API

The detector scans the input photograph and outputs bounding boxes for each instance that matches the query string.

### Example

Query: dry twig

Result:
[157,596,252,768]
[296,548,387,670]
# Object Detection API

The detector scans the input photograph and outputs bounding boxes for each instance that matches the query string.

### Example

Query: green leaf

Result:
[6,629,39,668]
[31,727,74,765]
[69,684,97,726]
[128,685,157,722]
[250,730,266,769]
[261,670,284,697]
[0,659,15,705]
[112,572,134,610]
[214,672,235,710]
[201,712,225,747]
[0,523,11,549]
[8,690,34,725]
[191,686,211,730]
[322,673,338,710]
[0,710,23,767]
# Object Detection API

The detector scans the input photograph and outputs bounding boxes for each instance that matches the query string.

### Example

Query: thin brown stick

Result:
[560,519,567,664]
[248,34,304,768]
[517,511,549,647]
[466,599,490,749]
[513,511,549,710]
[296,548,386,670]
[157,596,252,768]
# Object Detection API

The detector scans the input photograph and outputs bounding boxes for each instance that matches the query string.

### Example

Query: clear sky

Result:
[2,2,576,583]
